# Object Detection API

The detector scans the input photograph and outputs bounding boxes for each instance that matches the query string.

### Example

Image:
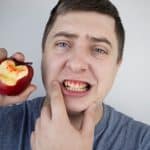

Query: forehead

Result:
[48,11,118,49]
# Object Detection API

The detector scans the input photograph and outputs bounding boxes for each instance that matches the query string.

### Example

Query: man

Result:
[0,0,150,150]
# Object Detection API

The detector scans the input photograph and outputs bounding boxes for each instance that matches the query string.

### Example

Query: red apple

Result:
[0,58,34,96]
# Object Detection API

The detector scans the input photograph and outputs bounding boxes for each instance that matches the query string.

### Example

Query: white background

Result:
[0,0,150,124]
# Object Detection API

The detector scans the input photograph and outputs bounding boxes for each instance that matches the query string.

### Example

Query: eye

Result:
[93,47,108,55]
[91,46,109,59]
[56,41,70,49]
[53,40,71,54]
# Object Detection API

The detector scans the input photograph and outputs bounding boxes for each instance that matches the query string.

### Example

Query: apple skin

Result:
[0,58,34,96]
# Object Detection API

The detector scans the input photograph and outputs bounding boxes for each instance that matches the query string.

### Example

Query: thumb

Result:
[18,84,37,101]
[1,84,37,106]
[81,102,101,138]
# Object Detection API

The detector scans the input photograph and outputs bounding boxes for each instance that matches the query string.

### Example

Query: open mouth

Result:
[62,79,91,92]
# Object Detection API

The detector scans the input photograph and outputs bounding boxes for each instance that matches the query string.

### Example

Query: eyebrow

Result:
[53,31,112,48]
[53,31,78,39]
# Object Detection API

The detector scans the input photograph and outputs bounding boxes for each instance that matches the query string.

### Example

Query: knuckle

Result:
[12,52,25,62]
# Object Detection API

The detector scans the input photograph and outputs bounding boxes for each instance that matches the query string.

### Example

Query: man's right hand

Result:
[0,48,36,106]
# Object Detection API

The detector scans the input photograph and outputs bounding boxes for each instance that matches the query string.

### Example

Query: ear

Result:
[115,58,122,73]
[117,59,122,67]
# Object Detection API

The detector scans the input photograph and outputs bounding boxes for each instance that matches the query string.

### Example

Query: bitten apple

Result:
[0,58,33,96]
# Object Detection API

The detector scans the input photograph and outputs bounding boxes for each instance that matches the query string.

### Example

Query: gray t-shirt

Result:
[94,104,150,150]
[0,97,150,150]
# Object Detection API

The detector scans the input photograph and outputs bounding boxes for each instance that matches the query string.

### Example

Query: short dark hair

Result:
[42,0,125,62]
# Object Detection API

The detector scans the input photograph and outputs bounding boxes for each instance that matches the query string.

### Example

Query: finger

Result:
[18,84,37,101]
[1,84,36,106]
[81,102,101,138]
[40,105,51,122]
[11,52,25,62]
[30,132,36,150]
[35,118,40,131]
[0,48,7,60]
[49,81,68,121]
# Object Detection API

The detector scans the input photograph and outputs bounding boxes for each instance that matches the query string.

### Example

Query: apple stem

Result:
[25,62,33,65]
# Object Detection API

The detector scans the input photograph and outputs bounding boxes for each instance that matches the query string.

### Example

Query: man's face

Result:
[42,11,121,114]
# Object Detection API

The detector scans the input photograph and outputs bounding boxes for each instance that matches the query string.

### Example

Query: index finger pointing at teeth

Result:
[49,81,69,121]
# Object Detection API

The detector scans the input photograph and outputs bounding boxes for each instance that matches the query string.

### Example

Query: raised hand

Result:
[0,48,36,106]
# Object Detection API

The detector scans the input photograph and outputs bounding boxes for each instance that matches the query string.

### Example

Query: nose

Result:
[65,51,88,73]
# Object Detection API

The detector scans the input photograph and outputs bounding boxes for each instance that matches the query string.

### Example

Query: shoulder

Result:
[94,104,150,149]
[26,96,45,111]
[0,96,45,133]
[0,96,45,111]
[105,104,150,129]
[108,104,150,149]
[0,96,45,120]
[0,97,45,149]
[104,105,150,137]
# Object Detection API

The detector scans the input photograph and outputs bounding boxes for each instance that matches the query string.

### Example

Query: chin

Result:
[65,98,89,115]
[66,107,84,116]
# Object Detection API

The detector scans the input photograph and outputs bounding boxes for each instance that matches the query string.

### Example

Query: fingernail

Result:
[0,48,7,58]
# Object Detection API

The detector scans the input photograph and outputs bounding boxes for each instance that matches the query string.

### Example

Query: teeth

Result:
[66,86,86,92]
[64,80,87,88]
[64,80,89,92]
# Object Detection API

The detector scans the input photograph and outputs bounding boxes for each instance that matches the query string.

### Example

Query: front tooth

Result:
[64,80,88,90]
[70,83,74,88]
[67,85,86,91]
[75,83,79,89]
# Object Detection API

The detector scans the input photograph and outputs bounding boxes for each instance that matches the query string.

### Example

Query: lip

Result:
[61,79,92,97]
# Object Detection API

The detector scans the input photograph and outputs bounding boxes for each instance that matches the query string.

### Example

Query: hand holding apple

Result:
[0,58,34,95]
[0,48,36,106]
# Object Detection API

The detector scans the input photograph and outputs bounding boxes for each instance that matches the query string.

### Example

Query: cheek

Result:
[42,53,66,84]
[93,61,118,93]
